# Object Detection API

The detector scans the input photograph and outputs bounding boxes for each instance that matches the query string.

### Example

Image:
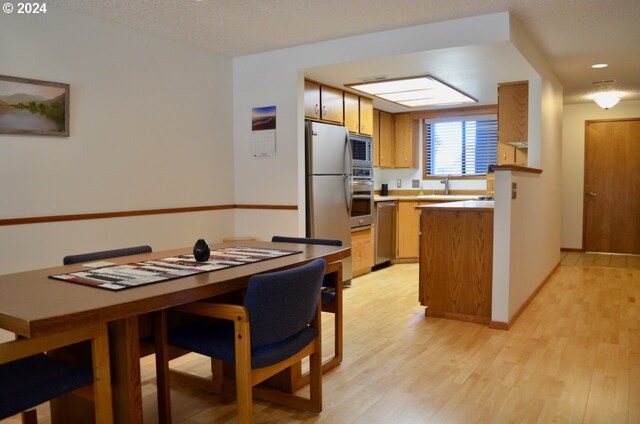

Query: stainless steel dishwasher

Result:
[375,201,396,265]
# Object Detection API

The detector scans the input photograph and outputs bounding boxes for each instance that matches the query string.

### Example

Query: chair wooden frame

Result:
[154,299,323,424]
[0,323,114,424]
[269,237,344,385]
[291,260,342,389]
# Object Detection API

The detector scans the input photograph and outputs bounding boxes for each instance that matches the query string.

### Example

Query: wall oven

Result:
[350,165,373,229]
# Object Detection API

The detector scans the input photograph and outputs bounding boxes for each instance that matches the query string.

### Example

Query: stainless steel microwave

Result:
[350,133,373,167]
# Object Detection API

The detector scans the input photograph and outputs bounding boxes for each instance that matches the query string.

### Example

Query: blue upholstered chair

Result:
[63,245,152,265]
[0,324,113,423]
[271,236,344,375]
[154,258,326,424]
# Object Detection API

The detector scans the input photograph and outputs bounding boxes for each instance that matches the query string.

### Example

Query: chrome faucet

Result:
[440,174,452,195]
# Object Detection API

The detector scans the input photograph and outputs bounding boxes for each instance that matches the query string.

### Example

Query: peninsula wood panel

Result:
[419,208,493,322]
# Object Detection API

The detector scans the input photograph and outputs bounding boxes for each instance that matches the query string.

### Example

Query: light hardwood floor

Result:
[2,262,639,423]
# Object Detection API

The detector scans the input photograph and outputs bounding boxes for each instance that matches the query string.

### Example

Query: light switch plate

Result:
[412,179,420,188]
[396,179,402,188]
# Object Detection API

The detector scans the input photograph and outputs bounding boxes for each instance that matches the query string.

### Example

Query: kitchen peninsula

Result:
[417,200,494,324]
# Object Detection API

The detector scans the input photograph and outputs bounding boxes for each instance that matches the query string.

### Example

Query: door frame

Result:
[582,117,640,252]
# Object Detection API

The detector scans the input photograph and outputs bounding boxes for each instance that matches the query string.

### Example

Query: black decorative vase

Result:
[193,239,211,262]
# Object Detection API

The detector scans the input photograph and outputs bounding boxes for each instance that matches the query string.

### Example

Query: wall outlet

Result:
[412,179,420,188]
[512,182,517,199]
[396,179,402,188]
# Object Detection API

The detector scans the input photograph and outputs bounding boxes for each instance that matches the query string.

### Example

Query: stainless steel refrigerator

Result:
[305,120,353,281]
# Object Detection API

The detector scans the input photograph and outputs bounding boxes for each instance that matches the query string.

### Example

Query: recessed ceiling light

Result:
[346,75,476,108]
[591,63,608,69]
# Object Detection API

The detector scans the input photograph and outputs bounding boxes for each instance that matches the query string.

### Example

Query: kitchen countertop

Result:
[375,194,482,202]
[416,200,494,211]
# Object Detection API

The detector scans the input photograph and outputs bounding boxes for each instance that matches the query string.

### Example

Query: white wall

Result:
[232,13,512,238]
[562,100,640,249]
[490,17,564,324]
[0,6,235,273]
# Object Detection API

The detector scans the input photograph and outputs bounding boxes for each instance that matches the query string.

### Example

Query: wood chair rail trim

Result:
[0,204,298,227]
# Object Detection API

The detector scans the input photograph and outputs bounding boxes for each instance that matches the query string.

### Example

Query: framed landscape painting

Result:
[0,75,69,136]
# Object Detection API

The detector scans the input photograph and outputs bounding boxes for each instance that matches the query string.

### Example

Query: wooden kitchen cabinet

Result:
[304,80,321,120]
[394,113,419,168]
[359,97,373,136]
[373,110,380,167]
[344,92,359,133]
[351,226,374,277]
[497,142,516,165]
[498,81,528,165]
[378,110,395,168]
[321,85,344,123]
[304,80,344,124]
[396,201,421,260]
[344,92,373,136]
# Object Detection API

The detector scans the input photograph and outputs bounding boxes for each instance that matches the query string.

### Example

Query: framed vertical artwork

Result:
[0,75,70,136]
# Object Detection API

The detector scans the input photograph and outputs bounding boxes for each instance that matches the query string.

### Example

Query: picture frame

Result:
[0,75,70,137]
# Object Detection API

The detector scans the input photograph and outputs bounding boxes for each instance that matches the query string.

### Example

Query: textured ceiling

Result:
[48,0,640,104]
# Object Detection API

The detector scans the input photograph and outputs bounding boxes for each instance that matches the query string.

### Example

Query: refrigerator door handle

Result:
[345,132,353,176]
[346,175,353,213]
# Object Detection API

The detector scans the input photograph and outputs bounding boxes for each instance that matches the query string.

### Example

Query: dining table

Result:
[0,240,350,424]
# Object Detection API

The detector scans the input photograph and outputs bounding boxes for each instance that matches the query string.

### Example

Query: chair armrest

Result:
[172,302,249,322]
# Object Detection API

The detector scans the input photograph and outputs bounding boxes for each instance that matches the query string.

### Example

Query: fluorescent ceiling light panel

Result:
[377,89,435,102]
[347,75,475,108]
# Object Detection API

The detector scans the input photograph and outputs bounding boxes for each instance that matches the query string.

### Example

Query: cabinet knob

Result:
[315,104,319,116]
[322,105,327,117]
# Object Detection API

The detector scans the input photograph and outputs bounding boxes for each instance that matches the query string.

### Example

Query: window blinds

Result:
[424,118,497,176]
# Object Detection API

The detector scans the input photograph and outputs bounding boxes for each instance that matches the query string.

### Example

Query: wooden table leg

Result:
[109,317,144,424]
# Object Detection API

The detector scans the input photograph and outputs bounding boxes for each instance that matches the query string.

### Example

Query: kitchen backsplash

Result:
[374,168,487,192]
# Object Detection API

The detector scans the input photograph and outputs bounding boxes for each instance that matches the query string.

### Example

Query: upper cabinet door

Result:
[320,85,344,124]
[498,81,528,144]
[304,80,321,120]
[379,111,395,168]
[394,113,418,168]
[372,109,380,167]
[344,92,359,133]
[359,97,373,136]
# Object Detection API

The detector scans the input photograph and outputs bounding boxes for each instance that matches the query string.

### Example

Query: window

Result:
[424,117,497,177]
